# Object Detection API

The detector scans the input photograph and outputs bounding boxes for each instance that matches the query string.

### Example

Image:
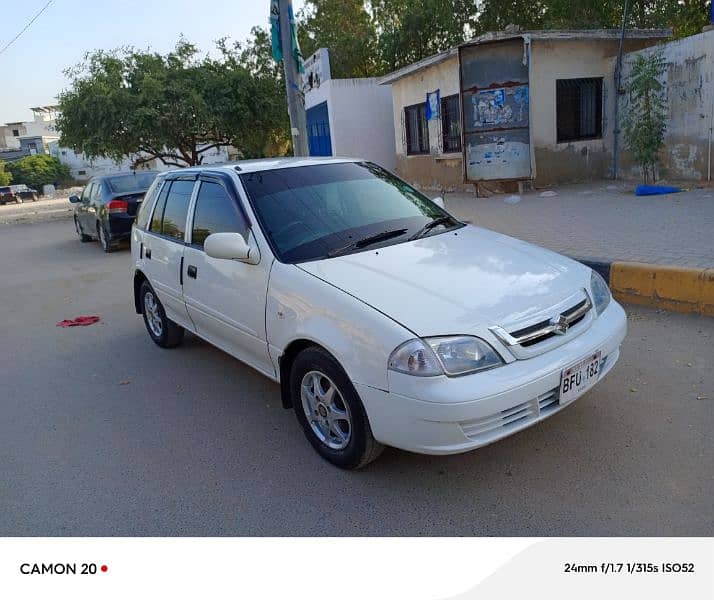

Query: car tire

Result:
[139,281,184,348]
[97,221,118,253]
[291,346,384,469]
[74,217,92,242]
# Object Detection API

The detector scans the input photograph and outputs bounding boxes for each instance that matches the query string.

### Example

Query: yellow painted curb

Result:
[610,262,714,316]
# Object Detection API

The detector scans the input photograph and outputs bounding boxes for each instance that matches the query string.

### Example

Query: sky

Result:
[0,0,305,123]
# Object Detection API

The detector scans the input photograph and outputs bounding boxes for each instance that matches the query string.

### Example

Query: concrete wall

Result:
[390,55,466,190]
[619,29,714,181]
[305,78,397,170]
[49,142,230,181]
[529,37,657,186]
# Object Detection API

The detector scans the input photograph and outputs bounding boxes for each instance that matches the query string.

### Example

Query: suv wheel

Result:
[139,281,184,348]
[291,346,384,469]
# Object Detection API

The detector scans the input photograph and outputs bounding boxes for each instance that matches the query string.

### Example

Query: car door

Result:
[141,176,196,330]
[78,182,94,231]
[182,174,274,377]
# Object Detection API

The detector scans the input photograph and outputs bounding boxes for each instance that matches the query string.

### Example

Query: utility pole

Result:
[612,0,630,180]
[278,0,309,157]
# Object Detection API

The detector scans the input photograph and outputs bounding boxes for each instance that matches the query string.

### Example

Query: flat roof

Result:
[376,28,672,84]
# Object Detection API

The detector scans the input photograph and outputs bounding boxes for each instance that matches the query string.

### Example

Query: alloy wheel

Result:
[143,291,163,337]
[300,370,352,450]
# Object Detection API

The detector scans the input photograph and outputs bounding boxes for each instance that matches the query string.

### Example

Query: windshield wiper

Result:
[327,228,408,258]
[408,216,458,241]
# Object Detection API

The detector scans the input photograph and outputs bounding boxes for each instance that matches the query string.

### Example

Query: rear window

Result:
[107,172,157,193]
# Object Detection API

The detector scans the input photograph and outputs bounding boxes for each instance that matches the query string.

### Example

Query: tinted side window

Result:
[149,182,170,233]
[191,181,247,247]
[92,182,103,201]
[136,179,162,230]
[161,180,195,240]
[81,183,93,201]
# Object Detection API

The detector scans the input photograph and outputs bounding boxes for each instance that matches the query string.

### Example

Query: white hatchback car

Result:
[131,158,627,469]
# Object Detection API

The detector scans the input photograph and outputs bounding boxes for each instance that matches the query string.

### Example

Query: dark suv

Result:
[69,171,158,252]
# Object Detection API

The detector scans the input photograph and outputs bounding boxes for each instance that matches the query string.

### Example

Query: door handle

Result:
[187,265,198,279]
[145,248,152,259]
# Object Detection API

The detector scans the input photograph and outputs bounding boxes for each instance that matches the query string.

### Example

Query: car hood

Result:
[297,225,592,337]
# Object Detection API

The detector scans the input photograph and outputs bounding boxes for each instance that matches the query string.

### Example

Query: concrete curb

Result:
[575,257,714,317]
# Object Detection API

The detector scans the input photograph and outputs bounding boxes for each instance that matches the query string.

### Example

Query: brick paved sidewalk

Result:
[442,181,714,269]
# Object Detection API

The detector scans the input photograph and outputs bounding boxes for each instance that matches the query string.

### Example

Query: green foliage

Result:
[622,51,668,183]
[0,161,11,186]
[299,0,379,77]
[371,0,476,72]
[56,37,289,168]
[6,155,70,190]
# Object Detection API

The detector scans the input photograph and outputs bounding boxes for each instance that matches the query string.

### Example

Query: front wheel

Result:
[291,346,384,469]
[139,281,184,348]
[74,217,92,242]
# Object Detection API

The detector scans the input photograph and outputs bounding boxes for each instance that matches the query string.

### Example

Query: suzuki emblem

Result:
[551,314,569,336]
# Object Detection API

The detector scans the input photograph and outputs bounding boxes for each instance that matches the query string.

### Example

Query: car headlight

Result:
[590,270,611,316]
[388,336,504,377]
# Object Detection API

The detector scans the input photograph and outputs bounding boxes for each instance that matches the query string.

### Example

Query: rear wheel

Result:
[97,221,118,253]
[139,281,184,348]
[74,217,92,242]
[291,346,384,469]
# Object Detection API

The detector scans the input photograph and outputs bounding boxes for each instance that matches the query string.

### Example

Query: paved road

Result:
[443,182,714,268]
[1,220,712,536]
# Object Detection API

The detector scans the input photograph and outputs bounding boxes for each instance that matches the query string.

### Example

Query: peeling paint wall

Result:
[390,56,468,190]
[619,30,714,181]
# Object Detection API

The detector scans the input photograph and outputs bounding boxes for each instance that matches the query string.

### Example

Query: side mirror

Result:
[204,232,251,261]
[432,196,445,209]
[68,194,81,204]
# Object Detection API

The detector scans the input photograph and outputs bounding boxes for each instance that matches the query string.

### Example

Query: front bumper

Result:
[356,301,627,455]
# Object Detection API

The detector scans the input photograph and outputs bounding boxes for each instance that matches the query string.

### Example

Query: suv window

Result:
[161,180,195,240]
[136,179,162,230]
[191,180,248,247]
[149,182,170,233]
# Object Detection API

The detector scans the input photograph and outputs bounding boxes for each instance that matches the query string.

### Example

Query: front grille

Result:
[512,299,589,347]
[489,292,592,357]
[460,387,559,441]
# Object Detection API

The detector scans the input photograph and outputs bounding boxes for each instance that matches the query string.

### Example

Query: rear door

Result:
[182,174,274,377]
[141,177,196,329]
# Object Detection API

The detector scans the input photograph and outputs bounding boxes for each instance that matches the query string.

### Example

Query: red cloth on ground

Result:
[56,316,101,327]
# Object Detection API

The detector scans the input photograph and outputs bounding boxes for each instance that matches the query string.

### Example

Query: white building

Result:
[0,106,58,150]
[304,49,396,170]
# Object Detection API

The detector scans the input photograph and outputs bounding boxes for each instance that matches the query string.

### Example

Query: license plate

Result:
[559,351,602,405]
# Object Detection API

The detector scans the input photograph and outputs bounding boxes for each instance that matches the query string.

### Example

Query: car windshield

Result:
[240,162,461,263]
[107,172,157,193]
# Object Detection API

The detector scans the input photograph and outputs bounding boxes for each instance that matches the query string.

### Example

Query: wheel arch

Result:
[278,338,337,410]
[133,270,148,314]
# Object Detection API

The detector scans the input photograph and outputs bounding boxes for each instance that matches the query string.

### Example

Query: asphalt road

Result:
[1,220,712,536]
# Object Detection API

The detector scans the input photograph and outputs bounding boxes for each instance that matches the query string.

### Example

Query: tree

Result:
[622,51,668,183]
[372,0,477,72]
[0,161,11,186]
[6,155,70,190]
[298,0,379,77]
[56,38,289,168]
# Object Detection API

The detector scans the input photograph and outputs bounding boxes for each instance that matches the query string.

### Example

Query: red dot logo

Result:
[101,565,108,573]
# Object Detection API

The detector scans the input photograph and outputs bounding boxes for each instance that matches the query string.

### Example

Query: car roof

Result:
[94,171,159,181]
[158,157,362,179]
